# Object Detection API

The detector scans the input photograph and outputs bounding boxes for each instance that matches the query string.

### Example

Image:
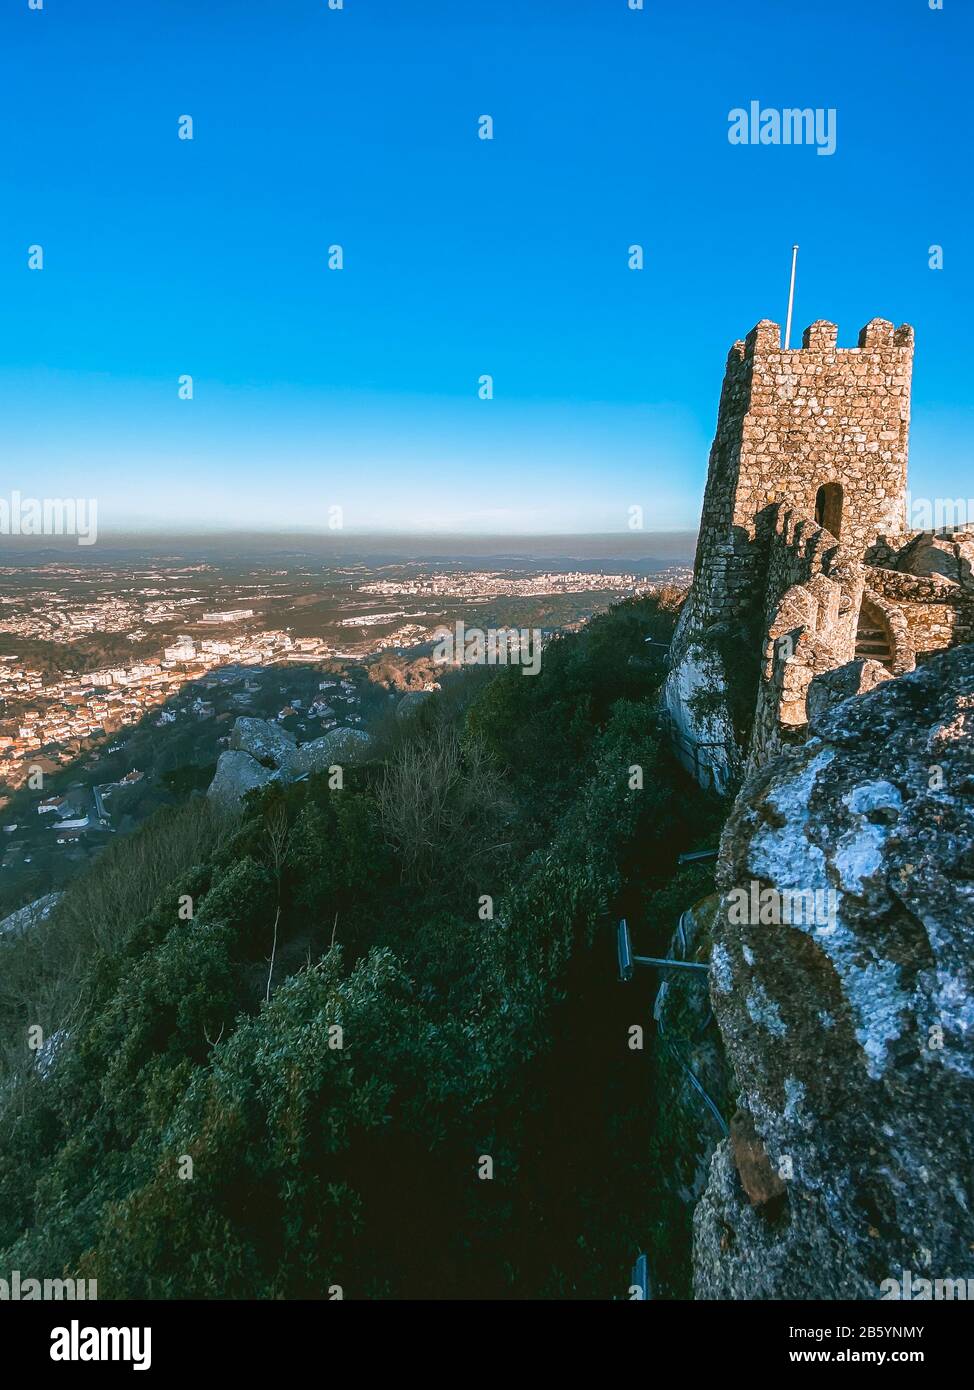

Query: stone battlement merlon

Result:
[742,317,914,357]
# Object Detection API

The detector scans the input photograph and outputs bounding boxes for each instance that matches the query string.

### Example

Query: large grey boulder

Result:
[694,643,974,1299]
[0,892,63,939]
[208,722,376,807]
[229,717,296,767]
[283,727,374,780]
[207,750,278,810]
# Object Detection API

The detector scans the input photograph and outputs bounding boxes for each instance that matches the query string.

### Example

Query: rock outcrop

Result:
[282,727,374,779]
[207,749,279,810]
[229,717,296,766]
[0,892,63,939]
[693,643,974,1299]
[208,718,375,809]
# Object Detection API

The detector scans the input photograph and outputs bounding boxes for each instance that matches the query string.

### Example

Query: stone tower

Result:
[664,317,914,791]
[689,316,914,632]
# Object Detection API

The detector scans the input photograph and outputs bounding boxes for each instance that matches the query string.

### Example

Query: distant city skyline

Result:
[2,0,970,535]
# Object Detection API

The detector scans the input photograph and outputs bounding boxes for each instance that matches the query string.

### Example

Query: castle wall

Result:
[866,567,974,656]
[665,316,917,792]
[686,342,759,623]
[746,512,862,769]
[685,317,913,639]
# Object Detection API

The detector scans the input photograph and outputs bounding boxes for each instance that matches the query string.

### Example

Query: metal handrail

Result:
[617,910,729,1298]
[656,1008,729,1138]
[617,919,709,982]
[617,916,728,1136]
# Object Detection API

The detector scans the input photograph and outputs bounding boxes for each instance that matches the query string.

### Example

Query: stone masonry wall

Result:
[666,317,915,790]
[747,511,862,769]
[867,567,974,656]
[732,317,913,550]
[685,317,913,643]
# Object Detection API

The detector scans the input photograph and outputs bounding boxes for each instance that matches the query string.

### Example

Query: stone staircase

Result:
[855,616,894,668]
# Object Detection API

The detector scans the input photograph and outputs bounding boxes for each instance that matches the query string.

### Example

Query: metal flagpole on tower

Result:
[784,244,799,349]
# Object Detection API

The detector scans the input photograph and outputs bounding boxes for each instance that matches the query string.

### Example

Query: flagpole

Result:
[784,244,799,349]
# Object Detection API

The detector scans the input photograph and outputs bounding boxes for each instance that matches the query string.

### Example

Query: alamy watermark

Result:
[50,1320,151,1371]
[728,102,837,157]
[433,621,542,676]
[1,1269,97,1300]
[902,492,974,533]
[880,1268,974,1300]
[0,492,98,545]
[727,880,837,935]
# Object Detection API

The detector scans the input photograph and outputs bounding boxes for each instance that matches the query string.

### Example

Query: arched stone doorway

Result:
[855,597,894,669]
[815,482,844,538]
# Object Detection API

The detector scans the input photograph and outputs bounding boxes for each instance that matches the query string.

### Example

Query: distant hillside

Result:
[0,589,721,1299]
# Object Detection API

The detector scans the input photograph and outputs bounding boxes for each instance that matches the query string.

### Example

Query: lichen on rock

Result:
[207,749,279,809]
[693,643,974,1299]
[207,717,376,808]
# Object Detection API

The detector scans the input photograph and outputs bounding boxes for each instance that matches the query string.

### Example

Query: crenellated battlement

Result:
[734,317,914,356]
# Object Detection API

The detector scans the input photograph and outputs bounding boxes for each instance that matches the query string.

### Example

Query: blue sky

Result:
[1,0,970,535]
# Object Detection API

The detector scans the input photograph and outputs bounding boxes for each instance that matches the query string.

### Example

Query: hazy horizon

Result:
[0,528,697,567]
